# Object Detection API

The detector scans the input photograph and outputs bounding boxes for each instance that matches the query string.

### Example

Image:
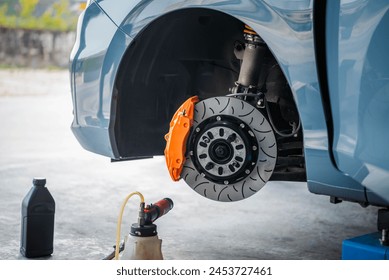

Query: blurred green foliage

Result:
[0,0,78,31]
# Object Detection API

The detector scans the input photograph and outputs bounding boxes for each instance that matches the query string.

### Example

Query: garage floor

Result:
[0,69,379,260]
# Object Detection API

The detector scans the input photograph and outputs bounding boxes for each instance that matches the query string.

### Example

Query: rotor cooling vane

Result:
[181,96,277,202]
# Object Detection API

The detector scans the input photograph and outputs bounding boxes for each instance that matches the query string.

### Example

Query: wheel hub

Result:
[210,139,234,164]
[191,116,259,185]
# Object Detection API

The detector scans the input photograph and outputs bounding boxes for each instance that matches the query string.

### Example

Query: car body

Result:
[70,0,389,206]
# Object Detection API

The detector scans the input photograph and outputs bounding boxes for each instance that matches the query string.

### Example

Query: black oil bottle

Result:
[20,178,55,258]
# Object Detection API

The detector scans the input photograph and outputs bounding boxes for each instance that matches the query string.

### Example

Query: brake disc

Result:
[181,96,277,202]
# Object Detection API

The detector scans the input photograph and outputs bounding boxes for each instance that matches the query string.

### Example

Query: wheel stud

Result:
[199,153,207,159]
[236,144,244,150]
[235,156,243,162]
[227,133,237,143]
[205,162,214,170]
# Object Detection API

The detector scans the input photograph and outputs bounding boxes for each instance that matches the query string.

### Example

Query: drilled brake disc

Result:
[181,96,277,202]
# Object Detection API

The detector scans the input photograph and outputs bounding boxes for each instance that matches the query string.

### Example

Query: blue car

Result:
[70,0,389,209]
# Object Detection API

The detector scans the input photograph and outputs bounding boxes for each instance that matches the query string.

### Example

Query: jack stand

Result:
[342,209,389,260]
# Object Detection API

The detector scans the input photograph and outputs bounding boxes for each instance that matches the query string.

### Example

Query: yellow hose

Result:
[114,191,145,260]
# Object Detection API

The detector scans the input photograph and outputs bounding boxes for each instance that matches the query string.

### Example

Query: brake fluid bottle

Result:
[20,178,55,258]
[121,223,163,260]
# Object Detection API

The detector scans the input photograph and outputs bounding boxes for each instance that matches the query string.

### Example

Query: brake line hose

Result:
[114,191,145,260]
[264,97,301,138]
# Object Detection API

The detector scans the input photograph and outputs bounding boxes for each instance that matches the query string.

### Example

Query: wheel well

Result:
[113,8,243,158]
[112,7,306,181]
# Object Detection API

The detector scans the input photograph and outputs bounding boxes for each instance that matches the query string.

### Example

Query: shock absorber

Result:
[233,25,301,137]
[233,25,267,97]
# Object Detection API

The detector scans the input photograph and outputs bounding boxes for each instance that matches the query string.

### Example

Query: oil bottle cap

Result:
[33,177,46,187]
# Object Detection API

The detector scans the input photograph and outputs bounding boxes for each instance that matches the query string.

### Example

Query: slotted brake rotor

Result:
[181,96,277,202]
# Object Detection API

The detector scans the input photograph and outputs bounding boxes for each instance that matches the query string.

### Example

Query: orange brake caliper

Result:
[164,96,199,181]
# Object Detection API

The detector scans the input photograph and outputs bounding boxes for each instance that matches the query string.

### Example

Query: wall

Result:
[0,27,76,68]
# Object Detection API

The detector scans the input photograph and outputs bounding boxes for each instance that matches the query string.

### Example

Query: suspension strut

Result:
[232,25,267,96]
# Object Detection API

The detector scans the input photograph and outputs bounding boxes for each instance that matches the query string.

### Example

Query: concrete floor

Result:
[0,69,379,260]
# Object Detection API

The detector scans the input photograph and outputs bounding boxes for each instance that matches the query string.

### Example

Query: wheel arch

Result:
[111,7,244,159]
[110,7,302,162]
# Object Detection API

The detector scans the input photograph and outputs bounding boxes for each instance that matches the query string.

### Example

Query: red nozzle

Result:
[144,198,173,224]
